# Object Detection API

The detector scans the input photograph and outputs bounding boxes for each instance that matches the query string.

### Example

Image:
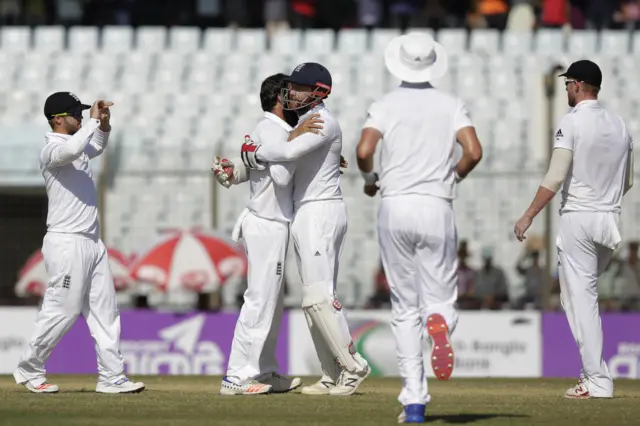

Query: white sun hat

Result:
[384,32,448,83]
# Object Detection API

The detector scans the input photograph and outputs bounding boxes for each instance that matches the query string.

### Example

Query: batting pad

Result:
[303,309,341,382]
[302,287,366,373]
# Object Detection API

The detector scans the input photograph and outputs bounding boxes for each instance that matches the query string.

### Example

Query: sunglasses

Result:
[564,78,578,87]
[52,112,83,120]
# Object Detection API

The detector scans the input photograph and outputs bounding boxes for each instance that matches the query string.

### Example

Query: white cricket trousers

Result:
[557,211,619,397]
[292,200,349,381]
[378,195,459,406]
[14,232,125,387]
[226,213,288,381]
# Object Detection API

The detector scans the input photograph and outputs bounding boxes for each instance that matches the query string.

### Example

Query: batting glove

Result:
[212,155,233,188]
[240,135,265,171]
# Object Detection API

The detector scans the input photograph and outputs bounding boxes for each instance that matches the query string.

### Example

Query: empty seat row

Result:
[2,27,639,55]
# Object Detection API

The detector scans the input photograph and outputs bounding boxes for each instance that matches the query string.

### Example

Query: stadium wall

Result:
[1,307,639,379]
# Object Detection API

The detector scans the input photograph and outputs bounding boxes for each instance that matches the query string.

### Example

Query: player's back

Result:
[292,104,342,210]
[367,83,471,200]
[560,101,631,213]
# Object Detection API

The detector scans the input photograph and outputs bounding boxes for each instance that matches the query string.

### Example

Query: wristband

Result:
[361,171,378,185]
[455,171,464,183]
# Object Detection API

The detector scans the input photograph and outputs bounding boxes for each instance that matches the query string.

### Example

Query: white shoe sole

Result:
[25,384,59,393]
[220,387,271,396]
[301,384,334,395]
[96,383,145,394]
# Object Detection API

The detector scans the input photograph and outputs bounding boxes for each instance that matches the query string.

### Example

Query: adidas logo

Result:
[314,251,321,257]
[62,275,70,289]
[555,129,563,138]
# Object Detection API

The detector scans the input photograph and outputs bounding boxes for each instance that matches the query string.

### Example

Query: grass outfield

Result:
[1,376,640,425]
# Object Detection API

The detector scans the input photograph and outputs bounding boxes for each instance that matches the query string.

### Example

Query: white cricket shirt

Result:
[40,118,110,238]
[554,100,633,213]
[247,112,296,223]
[363,82,473,200]
[257,103,342,211]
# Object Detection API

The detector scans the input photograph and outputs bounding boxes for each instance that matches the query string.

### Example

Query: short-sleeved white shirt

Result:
[363,82,473,200]
[554,100,632,213]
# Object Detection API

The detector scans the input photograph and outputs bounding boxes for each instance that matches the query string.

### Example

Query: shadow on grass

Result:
[426,413,530,423]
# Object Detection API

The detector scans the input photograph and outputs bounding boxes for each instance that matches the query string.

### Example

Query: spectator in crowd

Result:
[540,0,572,28]
[507,0,537,30]
[584,0,619,29]
[196,0,224,28]
[614,0,640,30]
[227,0,248,28]
[515,249,543,309]
[389,0,423,31]
[357,0,382,30]
[474,246,509,310]
[264,0,288,36]
[457,240,477,309]
[365,261,391,309]
[290,0,316,29]
[471,0,510,30]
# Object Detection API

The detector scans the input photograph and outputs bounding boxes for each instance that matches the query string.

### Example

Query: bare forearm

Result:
[523,186,556,219]
[356,156,374,173]
[455,153,481,179]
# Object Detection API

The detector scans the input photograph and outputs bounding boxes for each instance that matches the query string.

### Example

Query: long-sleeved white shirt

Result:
[256,103,342,210]
[554,100,633,213]
[39,118,110,237]
[246,112,296,222]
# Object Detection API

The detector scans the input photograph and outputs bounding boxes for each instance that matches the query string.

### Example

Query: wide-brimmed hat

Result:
[384,32,448,83]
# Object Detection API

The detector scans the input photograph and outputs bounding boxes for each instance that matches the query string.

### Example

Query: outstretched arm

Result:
[40,119,101,168]
[257,125,329,162]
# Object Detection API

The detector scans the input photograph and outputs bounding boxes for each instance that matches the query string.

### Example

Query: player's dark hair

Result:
[260,73,287,112]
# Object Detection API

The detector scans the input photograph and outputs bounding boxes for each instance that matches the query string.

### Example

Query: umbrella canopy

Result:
[15,248,134,297]
[130,229,247,293]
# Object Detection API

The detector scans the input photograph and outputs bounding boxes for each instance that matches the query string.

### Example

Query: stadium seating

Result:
[1,26,639,306]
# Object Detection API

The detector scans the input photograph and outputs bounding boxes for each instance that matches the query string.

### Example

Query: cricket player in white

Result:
[13,92,144,394]
[212,74,312,395]
[240,63,371,396]
[515,60,633,399]
[356,33,483,422]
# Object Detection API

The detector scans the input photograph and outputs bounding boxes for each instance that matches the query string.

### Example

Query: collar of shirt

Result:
[263,111,293,132]
[573,99,601,111]
[297,102,327,122]
[399,81,434,89]
[45,131,72,144]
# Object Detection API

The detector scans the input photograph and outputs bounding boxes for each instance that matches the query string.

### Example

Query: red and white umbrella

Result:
[15,248,134,297]
[130,229,247,293]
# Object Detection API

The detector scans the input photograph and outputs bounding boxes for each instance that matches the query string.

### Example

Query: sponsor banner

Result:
[289,310,541,378]
[542,313,640,379]
[47,310,289,375]
[0,307,38,373]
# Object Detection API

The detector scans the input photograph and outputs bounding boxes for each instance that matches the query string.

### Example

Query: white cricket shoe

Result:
[300,375,336,395]
[564,379,591,399]
[220,377,272,396]
[25,382,59,393]
[329,365,371,396]
[96,378,145,394]
[256,372,302,393]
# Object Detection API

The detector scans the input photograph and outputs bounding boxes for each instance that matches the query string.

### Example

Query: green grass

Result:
[1,376,640,425]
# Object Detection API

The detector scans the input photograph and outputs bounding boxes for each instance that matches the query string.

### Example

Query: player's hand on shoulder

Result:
[212,155,234,188]
[288,113,324,141]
